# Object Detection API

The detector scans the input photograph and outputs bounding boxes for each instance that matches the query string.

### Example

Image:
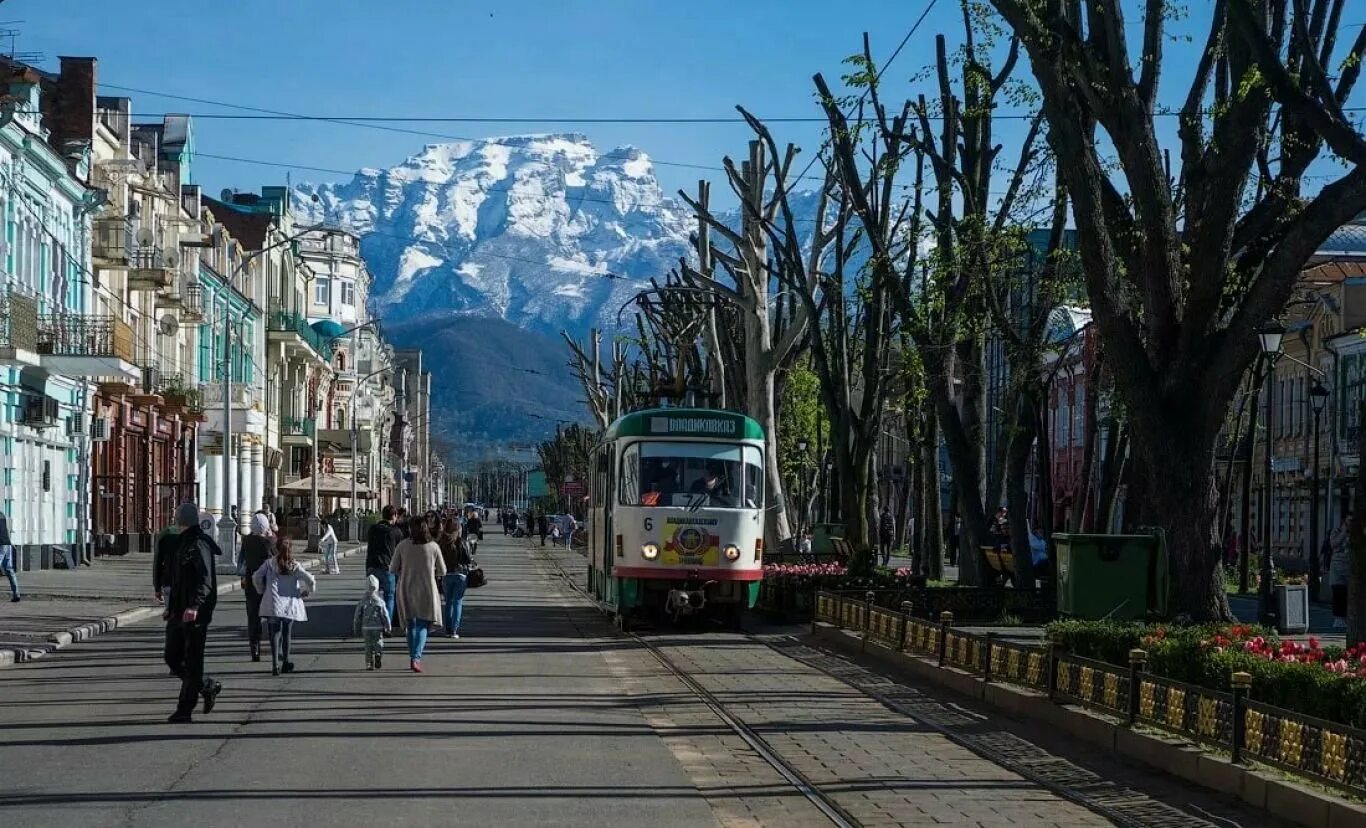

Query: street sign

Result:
[560,481,586,498]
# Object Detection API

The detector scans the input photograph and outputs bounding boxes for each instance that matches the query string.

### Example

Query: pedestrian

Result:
[537,512,548,547]
[164,502,222,724]
[0,511,18,603]
[253,509,276,538]
[252,533,316,676]
[239,513,274,662]
[390,516,447,672]
[946,516,961,567]
[438,517,472,639]
[366,505,402,626]
[352,574,392,670]
[798,526,813,559]
[1327,515,1352,630]
[396,508,411,539]
[264,502,280,538]
[878,507,896,567]
[320,520,340,575]
[153,522,180,606]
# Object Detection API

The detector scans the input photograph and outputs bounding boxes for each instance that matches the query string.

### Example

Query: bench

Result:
[980,545,1016,587]
[830,537,854,564]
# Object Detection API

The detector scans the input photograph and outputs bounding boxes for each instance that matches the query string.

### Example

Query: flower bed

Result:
[1047,619,1366,728]
[758,564,927,620]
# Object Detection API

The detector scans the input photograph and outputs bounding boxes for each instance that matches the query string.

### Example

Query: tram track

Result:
[535,546,1262,828]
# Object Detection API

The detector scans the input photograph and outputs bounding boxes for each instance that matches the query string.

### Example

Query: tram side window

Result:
[619,443,642,506]
[627,441,763,509]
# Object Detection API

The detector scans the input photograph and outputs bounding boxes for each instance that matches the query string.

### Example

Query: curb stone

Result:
[0,545,361,669]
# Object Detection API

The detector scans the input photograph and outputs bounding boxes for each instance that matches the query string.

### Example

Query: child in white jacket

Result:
[352,574,392,669]
[251,537,316,676]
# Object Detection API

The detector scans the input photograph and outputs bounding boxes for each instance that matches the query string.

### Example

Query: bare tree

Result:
[677,138,837,554]
[988,0,1366,618]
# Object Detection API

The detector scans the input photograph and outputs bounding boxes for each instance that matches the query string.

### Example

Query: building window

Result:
[340,279,355,307]
[314,278,331,307]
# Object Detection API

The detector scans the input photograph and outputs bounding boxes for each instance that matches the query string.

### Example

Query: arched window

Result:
[336,351,347,372]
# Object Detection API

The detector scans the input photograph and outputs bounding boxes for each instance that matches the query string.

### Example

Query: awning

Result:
[316,428,373,454]
[277,473,374,498]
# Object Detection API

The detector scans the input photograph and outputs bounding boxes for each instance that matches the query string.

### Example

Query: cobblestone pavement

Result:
[539,543,1287,828]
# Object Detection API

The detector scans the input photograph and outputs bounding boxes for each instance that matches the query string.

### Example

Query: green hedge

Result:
[1044,620,1366,729]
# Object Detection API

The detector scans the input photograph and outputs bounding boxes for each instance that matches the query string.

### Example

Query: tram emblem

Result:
[664,524,720,564]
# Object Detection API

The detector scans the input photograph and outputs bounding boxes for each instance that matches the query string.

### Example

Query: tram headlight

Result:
[723,544,741,561]
[641,542,660,560]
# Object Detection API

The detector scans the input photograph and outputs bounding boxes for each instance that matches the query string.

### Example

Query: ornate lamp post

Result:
[1258,322,1285,626]
[1309,378,1330,597]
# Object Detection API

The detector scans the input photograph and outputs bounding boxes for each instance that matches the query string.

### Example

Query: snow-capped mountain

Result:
[292,134,696,336]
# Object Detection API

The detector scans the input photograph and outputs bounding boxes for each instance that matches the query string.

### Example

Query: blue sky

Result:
[18,1,1360,205]
[20,0,959,199]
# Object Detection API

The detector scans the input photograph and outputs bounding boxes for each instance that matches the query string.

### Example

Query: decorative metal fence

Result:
[814,589,1366,798]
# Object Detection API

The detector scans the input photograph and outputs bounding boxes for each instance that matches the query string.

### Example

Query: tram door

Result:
[590,445,616,602]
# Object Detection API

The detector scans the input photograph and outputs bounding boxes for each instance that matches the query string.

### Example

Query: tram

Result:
[587,407,766,628]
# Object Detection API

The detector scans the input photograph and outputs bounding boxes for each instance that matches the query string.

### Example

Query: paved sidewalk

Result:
[0,541,361,667]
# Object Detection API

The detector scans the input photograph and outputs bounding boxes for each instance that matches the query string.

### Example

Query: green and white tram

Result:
[587,408,766,627]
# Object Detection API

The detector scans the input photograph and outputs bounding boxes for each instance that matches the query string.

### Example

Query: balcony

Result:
[267,310,335,364]
[92,216,133,269]
[0,288,40,366]
[181,282,205,322]
[128,247,177,291]
[36,314,140,381]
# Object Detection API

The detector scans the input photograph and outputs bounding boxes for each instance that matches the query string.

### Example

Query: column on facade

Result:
[251,441,265,516]
[204,452,222,518]
[238,439,253,532]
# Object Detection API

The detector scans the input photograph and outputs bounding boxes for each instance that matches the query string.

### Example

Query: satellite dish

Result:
[135,227,156,247]
[221,188,234,201]
[158,313,179,336]
[161,249,180,269]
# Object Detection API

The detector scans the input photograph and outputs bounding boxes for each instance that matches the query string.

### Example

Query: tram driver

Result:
[689,462,735,506]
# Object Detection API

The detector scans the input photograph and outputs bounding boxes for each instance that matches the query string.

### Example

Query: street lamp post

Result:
[797,439,809,529]
[1258,322,1285,627]
[1309,379,1330,598]
[217,220,334,561]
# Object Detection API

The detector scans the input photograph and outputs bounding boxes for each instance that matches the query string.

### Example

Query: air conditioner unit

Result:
[20,395,58,428]
[91,416,111,442]
[68,414,86,437]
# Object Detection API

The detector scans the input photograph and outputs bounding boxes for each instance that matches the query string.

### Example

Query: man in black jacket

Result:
[366,505,402,623]
[165,503,222,723]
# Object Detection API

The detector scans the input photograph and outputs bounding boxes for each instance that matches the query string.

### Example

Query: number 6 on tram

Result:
[586,408,765,628]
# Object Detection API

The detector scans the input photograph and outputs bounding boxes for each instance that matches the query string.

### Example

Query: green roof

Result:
[604,408,765,441]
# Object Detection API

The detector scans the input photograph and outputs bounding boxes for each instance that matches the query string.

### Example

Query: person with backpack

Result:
[0,511,19,603]
[366,505,403,625]
[252,534,317,676]
[437,517,472,639]
[164,502,222,723]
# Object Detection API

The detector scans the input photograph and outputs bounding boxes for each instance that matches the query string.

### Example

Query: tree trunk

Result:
[1237,394,1261,594]
[746,358,791,555]
[1006,393,1037,588]
[934,385,988,585]
[1097,422,1129,534]
[923,410,943,580]
[1034,391,1055,546]
[1071,363,1101,532]
[1132,420,1232,621]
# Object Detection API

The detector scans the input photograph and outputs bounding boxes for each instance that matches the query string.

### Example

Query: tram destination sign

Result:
[605,408,765,441]
[649,415,738,437]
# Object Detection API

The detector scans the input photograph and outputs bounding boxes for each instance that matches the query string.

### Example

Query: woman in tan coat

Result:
[390,516,446,672]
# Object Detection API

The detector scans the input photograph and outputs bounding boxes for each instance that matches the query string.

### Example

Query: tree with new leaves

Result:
[987,0,1366,618]
[816,23,1054,583]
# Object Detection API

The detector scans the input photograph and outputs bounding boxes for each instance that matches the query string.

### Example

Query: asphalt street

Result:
[0,534,722,828]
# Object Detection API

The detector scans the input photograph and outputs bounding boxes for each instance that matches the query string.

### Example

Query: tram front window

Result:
[627,442,762,508]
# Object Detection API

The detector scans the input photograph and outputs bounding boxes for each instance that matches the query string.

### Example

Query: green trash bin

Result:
[1054,531,1168,620]
[810,523,846,558]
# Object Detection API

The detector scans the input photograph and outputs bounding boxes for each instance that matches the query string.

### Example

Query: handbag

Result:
[467,567,487,589]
